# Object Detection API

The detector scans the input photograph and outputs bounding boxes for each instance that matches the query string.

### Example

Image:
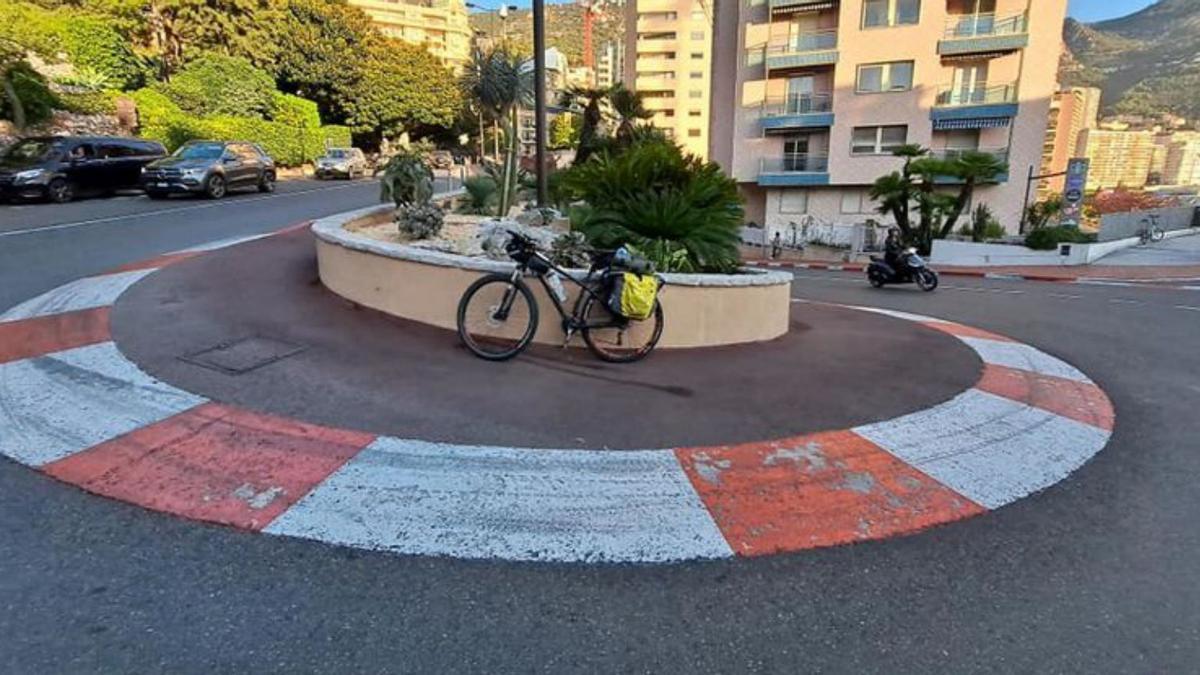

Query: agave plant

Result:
[379,151,434,207]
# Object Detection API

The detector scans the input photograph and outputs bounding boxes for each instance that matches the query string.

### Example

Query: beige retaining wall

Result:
[313,206,793,349]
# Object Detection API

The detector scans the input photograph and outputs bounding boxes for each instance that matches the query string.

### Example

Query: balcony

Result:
[760,93,834,132]
[758,0,839,21]
[749,31,839,74]
[931,82,1019,128]
[757,155,830,187]
[938,12,1029,56]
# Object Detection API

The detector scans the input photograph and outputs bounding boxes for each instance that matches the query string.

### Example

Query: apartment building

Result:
[624,0,714,159]
[1039,86,1099,195]
[348,0,472,68]
[709,0,1066,233]
[1163,132,1200,187]
[597,41,626,89]
[1076,128,1156,190]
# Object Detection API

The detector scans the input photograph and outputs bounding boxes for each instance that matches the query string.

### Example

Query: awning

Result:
[940,51,1009,62]
[933,117,1012,131]
[773,1,837,15]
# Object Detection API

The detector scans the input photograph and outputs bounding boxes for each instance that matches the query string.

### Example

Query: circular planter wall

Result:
[312,205,793,349]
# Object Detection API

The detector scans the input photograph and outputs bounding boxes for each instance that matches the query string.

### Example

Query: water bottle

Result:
[547,272,567,302]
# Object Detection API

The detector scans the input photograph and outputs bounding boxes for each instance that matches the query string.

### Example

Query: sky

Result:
[1067,0,1156,22]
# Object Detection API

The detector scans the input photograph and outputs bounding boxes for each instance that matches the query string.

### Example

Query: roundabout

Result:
[0,221,1114,563]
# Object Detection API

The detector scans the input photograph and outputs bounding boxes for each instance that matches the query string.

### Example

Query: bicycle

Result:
[1138,213,1166,245]
[456,230,665,363]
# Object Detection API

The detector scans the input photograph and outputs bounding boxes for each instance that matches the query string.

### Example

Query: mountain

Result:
[1061,0,1200,119]
[468,2,624,70]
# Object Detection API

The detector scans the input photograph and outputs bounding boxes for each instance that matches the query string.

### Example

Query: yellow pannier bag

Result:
[612,272,659,321]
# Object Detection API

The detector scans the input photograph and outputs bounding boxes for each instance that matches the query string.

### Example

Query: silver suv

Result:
[141,140,276,199]
[315,148,368,179]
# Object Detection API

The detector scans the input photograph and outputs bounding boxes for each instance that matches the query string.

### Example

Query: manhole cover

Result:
[181,336,306,375]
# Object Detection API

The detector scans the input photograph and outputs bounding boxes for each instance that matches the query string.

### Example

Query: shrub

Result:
[563,140,744,273]
[458,175,498,215]
[61,17,145,90]
[550,231,592,268]
[1024,226,1095,251]
[0,62,58,126]
[155,55,276,118]
[271,92,321,129]
[396,202,445,240]
[56,89,120,116]
[379,152,434,207]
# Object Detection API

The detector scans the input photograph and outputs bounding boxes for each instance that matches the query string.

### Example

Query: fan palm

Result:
[461,48,533,216]
[608,83,653,147]
[559,84,611,164]
[939,150,1010,238]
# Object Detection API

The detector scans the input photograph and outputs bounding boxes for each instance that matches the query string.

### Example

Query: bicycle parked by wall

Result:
[456,231,665,363]
[1138,213,1166,245]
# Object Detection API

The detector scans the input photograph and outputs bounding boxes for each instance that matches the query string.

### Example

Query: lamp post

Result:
[533,0,548,206]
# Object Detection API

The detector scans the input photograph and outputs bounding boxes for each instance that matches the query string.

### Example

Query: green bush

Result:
[56,89,120,116]
[563,140,744,273]
[379,152,434,207]
[270,92,321,129]
[61,17,145,90]
[396,202,445,240]
[0,62,58,126]
[155,55,276,118]
[1024,226,1096,251]
[458,175,498,215]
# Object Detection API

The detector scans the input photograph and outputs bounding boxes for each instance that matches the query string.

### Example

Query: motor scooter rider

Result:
[883,228,904,274]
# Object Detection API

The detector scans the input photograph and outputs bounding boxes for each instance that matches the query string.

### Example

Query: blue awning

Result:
[933,117,1012,131]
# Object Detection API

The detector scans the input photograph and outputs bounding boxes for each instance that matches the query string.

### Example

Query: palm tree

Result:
[608,83,652,147]
[559,85,611,165]
[938,150,1010,239]
[461,48,532,216]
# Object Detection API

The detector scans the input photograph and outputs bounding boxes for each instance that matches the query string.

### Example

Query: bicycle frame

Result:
[507,250,628,336]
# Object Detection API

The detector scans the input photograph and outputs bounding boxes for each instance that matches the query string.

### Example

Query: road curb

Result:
[0,222,1116,564]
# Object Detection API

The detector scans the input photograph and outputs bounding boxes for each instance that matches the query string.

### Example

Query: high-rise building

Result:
[1039,87,1095,195]
[1163,132,1200,187]
[708,0,1067,233]
[1076,128,1156,190]
[624,0,713,159]
[348,0,472,68]
[596,40,625,89]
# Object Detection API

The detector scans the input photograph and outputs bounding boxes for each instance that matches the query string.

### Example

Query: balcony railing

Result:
[767,30,838,55]
[943,12,1028,39]
[762,154,830,173]
[929,147,1009,164]
[935,82,1018,107]
[762,92,833,117]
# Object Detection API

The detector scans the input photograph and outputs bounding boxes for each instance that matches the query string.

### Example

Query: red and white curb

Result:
[0,226,1115,564]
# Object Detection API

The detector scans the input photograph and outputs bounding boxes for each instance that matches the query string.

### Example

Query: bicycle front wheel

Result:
[580,295,664,363]
[457,274,539,361]
[1152,227,1165,242]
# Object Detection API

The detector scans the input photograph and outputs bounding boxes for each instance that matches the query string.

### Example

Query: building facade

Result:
[597,40,626,89]
[348,0,472,68]
[1039,86,1098,195]
[1076,128,1156,190]
[1163,132,1200,187]
[709,0,1066,234]
[624,0,714,159]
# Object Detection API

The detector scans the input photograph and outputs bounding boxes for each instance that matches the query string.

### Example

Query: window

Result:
[688,110,703,117]
[690,71,704,79]
[841,190,869,214]
[690,31,705,40]
[639,11,677,20]
[856,61,914,93]
[863,0,920,28]
[638,32,676,40]
[689,90,704,99]
[658,110,676,118]
[691,52,704,59]
[780,191,808,214]
[688,129,702,137]
[851,125,908,154]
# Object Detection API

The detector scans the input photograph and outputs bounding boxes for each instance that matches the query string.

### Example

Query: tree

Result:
[558,85,609,165]
[461,47,532,217]
[608,83,652,147]
[342,40,459,142]
[273,0,377,124]
[155,54,276,117]
[938,150,1009,238]
[549,112,580,150]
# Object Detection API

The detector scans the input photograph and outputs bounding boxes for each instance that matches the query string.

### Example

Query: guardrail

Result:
[762,92,833,116]
[761,154,830,173]
[935,82,1018,107]
[928,148,1009,163]
[943,12,1028,39]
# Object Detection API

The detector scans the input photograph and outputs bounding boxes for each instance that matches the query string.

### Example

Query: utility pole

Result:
[532,0,548,206]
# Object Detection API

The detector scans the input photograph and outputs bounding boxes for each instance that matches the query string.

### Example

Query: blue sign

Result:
[1061,158,1089,228]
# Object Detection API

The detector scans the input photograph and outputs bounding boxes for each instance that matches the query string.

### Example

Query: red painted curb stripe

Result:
[921,320,1016,343]
[44,403,376,531]
[675,430,985,556]
[975,364,1115,431]
[109,251,198,273]
[0,307,111,365]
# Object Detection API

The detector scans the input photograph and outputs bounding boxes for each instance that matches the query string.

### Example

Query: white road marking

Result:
[0,342,205,466]
[266,437,733,563]
[959,336,1091,382]
[1048,293,1082,299]
[855,388,1110,510]
[0,269,155,321]
[1108,298,1142,305]
[0,182,369,238]
[1175,305,1200,313]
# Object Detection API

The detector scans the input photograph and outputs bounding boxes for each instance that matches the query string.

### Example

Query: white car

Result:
[315,148,368,179]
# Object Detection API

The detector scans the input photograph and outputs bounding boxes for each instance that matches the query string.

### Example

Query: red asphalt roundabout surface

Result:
[0,224,1115,564]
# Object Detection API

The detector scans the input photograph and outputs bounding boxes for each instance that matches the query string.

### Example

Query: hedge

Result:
[129,88,350,167]
[1024,226,1096,251]
[154,55,276,118]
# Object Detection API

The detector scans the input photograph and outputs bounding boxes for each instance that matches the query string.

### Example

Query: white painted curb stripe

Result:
[0,342,206,466]
[0,270,155,322]
[959,336,1091,383]
[854,388,1110,509]
[266,437,733,563]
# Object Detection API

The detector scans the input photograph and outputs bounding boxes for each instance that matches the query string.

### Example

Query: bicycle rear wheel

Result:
[457,274,538,361]
[580,295,664,363]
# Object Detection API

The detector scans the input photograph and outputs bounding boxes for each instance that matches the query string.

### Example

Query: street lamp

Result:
[465,3,518,45]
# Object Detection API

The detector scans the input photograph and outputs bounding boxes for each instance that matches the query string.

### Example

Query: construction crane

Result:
[581,0,617,70]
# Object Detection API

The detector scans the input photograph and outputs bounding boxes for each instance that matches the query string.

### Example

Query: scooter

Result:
[867,248,939,292]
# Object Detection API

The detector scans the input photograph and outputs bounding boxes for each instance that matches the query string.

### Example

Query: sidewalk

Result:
[747,259,1200,284]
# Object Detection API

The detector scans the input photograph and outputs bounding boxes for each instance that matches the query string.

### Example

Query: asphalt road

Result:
[2,196,1199,672]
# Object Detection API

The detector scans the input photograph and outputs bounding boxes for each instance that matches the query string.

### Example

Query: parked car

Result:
[0,135,166,203]
[314,147,368,179]
[141,140,276,199]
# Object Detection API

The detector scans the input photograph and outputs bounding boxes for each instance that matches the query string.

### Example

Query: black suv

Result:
[141,140,276,199]
[0,136,166,203]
